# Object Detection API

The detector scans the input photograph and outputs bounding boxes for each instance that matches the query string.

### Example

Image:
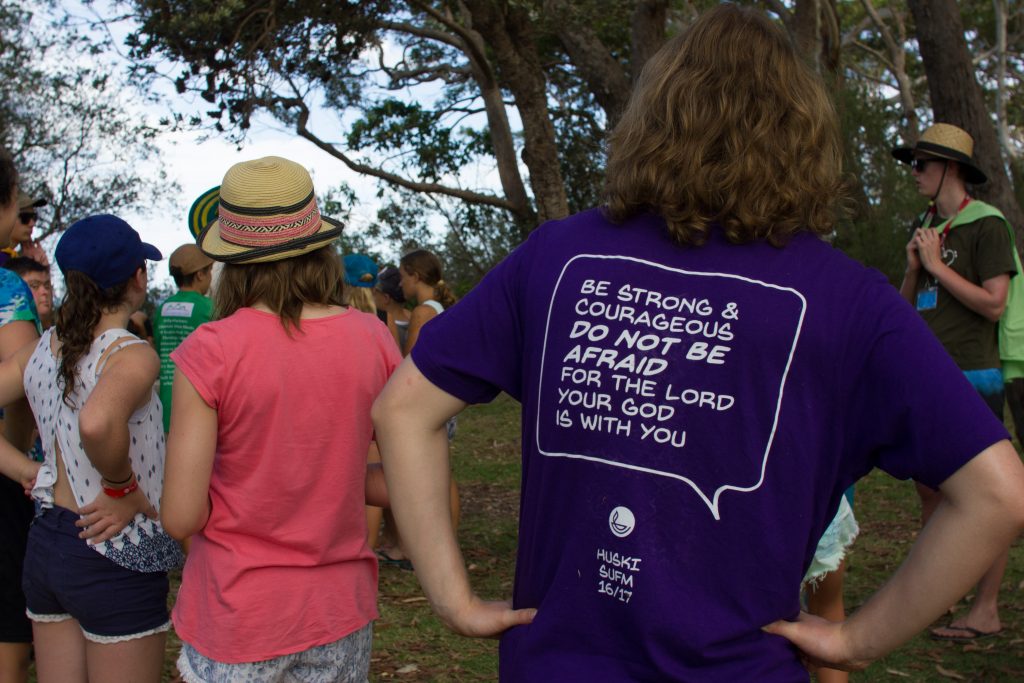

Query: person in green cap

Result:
[895,121,1018,642]
[153,244,214,431]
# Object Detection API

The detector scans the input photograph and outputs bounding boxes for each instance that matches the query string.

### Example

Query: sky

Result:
[44,1,394,289]
[34,1,508,291]
[122,124,384,284]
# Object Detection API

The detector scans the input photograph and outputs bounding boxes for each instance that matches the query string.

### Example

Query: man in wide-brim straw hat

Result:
[896,121,1020,643]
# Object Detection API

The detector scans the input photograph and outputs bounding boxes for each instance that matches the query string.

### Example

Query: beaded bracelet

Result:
[102,476,139,499]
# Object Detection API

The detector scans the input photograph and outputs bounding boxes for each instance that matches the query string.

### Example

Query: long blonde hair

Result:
[604,3,843,247]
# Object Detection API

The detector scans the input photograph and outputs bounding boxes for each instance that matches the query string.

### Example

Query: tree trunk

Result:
[629,0,668,85]
[463,0,570,225]
[544,0,632,126]
[993,0,1017,166]
[907,0,1024,249]
[791,0,840,76]
[859,0,918,145]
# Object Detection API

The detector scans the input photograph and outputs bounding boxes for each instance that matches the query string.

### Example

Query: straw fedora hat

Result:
[892,123,987,184]
[198,156,344,263]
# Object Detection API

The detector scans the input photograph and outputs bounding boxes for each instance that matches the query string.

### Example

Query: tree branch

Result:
[378,19,463,50]
[542,0,631,123]
[291,103,516,213]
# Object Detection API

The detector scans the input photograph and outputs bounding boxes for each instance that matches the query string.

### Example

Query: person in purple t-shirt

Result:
[372,5,1024,681]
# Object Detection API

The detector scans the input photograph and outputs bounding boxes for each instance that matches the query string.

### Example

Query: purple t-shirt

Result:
[412,208,1008,682]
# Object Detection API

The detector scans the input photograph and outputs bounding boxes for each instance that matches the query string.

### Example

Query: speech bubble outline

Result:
[535,254,807,520]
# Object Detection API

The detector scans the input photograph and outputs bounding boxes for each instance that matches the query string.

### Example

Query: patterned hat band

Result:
[217,193,322,248]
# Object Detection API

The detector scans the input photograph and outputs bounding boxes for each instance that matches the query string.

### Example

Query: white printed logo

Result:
[608,506,635,538]
[162,301,196,318]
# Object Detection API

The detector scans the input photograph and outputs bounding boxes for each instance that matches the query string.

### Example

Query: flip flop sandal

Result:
[375,548,414,571]
[930,625,1002,642]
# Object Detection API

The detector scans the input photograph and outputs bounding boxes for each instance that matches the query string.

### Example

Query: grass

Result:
[34,393,1024,681]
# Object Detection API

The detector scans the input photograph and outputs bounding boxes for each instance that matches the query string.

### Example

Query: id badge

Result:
[916,286,938,311]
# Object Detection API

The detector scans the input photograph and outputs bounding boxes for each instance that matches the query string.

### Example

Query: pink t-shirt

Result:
[170,307,402,663]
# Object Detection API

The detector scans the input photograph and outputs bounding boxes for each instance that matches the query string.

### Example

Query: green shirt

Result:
[912,201,1016,371]
[154,289,213,431]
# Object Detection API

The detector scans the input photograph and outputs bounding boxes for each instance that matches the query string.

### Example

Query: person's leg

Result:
[931,548,1008,638]
[85,632,166,683]
[1004,378,1024,445]
[32,619,87,683]
[0,642,31,683]
[46,505,171,680]
[0,474,35,682]
[366,444,383,546]
[806,563,848,683]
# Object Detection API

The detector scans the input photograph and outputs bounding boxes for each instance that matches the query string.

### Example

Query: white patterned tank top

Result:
[24,327,183,572]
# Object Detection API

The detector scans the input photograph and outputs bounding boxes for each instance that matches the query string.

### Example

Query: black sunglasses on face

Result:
[18,212,37,223]
[911,158,942,173]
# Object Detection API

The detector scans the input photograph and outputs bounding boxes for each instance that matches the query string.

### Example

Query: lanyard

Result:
[922,194,972,244]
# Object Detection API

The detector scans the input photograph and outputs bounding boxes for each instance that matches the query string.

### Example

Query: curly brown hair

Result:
[214,246,345,332]
[604,3,844,247]
[54,271,132,407]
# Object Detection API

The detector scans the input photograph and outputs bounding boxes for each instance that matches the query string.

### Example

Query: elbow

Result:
[1007,491,1024,535]
[986,291,1009,322]
[160,511,188,541]
[985,303,1006,323]
[77,407,114,451]
[160,507,200,541]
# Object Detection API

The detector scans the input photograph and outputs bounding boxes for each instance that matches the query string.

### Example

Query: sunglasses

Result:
[910,158,943,172]
[17,212,37,223]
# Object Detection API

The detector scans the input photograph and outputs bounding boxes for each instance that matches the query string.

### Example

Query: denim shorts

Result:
[177,623,373,683]
[21,505,170,643]
[803,495,859,587]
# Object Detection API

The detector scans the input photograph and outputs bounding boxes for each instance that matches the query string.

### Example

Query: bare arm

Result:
[899,234,922,305]
[402,305,437,356]
[373,358,536,636]
[915,228,1010,321]
[78,342,159,481]
[161,369,217,540]
[366,461,388,508]
[0,320,39,452]
[75,342,161,543]
[765,440,1024,669]
[0,340,40,490]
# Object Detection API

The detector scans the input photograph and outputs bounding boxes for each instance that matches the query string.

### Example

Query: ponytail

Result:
[433,279,458,309]
[400,249,457,309]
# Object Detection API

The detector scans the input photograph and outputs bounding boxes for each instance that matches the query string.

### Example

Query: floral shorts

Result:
[177,623,372,683]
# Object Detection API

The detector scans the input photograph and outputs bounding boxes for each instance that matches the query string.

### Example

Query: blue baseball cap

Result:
[55,215,162,289]
[344,253,378,288]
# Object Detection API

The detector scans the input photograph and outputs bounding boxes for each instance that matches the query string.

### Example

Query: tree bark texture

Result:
[907,0,1024,246]
[629,0,668,85]
[544,0,632,126]
[463,0,570,224]
[791,0,840,76]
